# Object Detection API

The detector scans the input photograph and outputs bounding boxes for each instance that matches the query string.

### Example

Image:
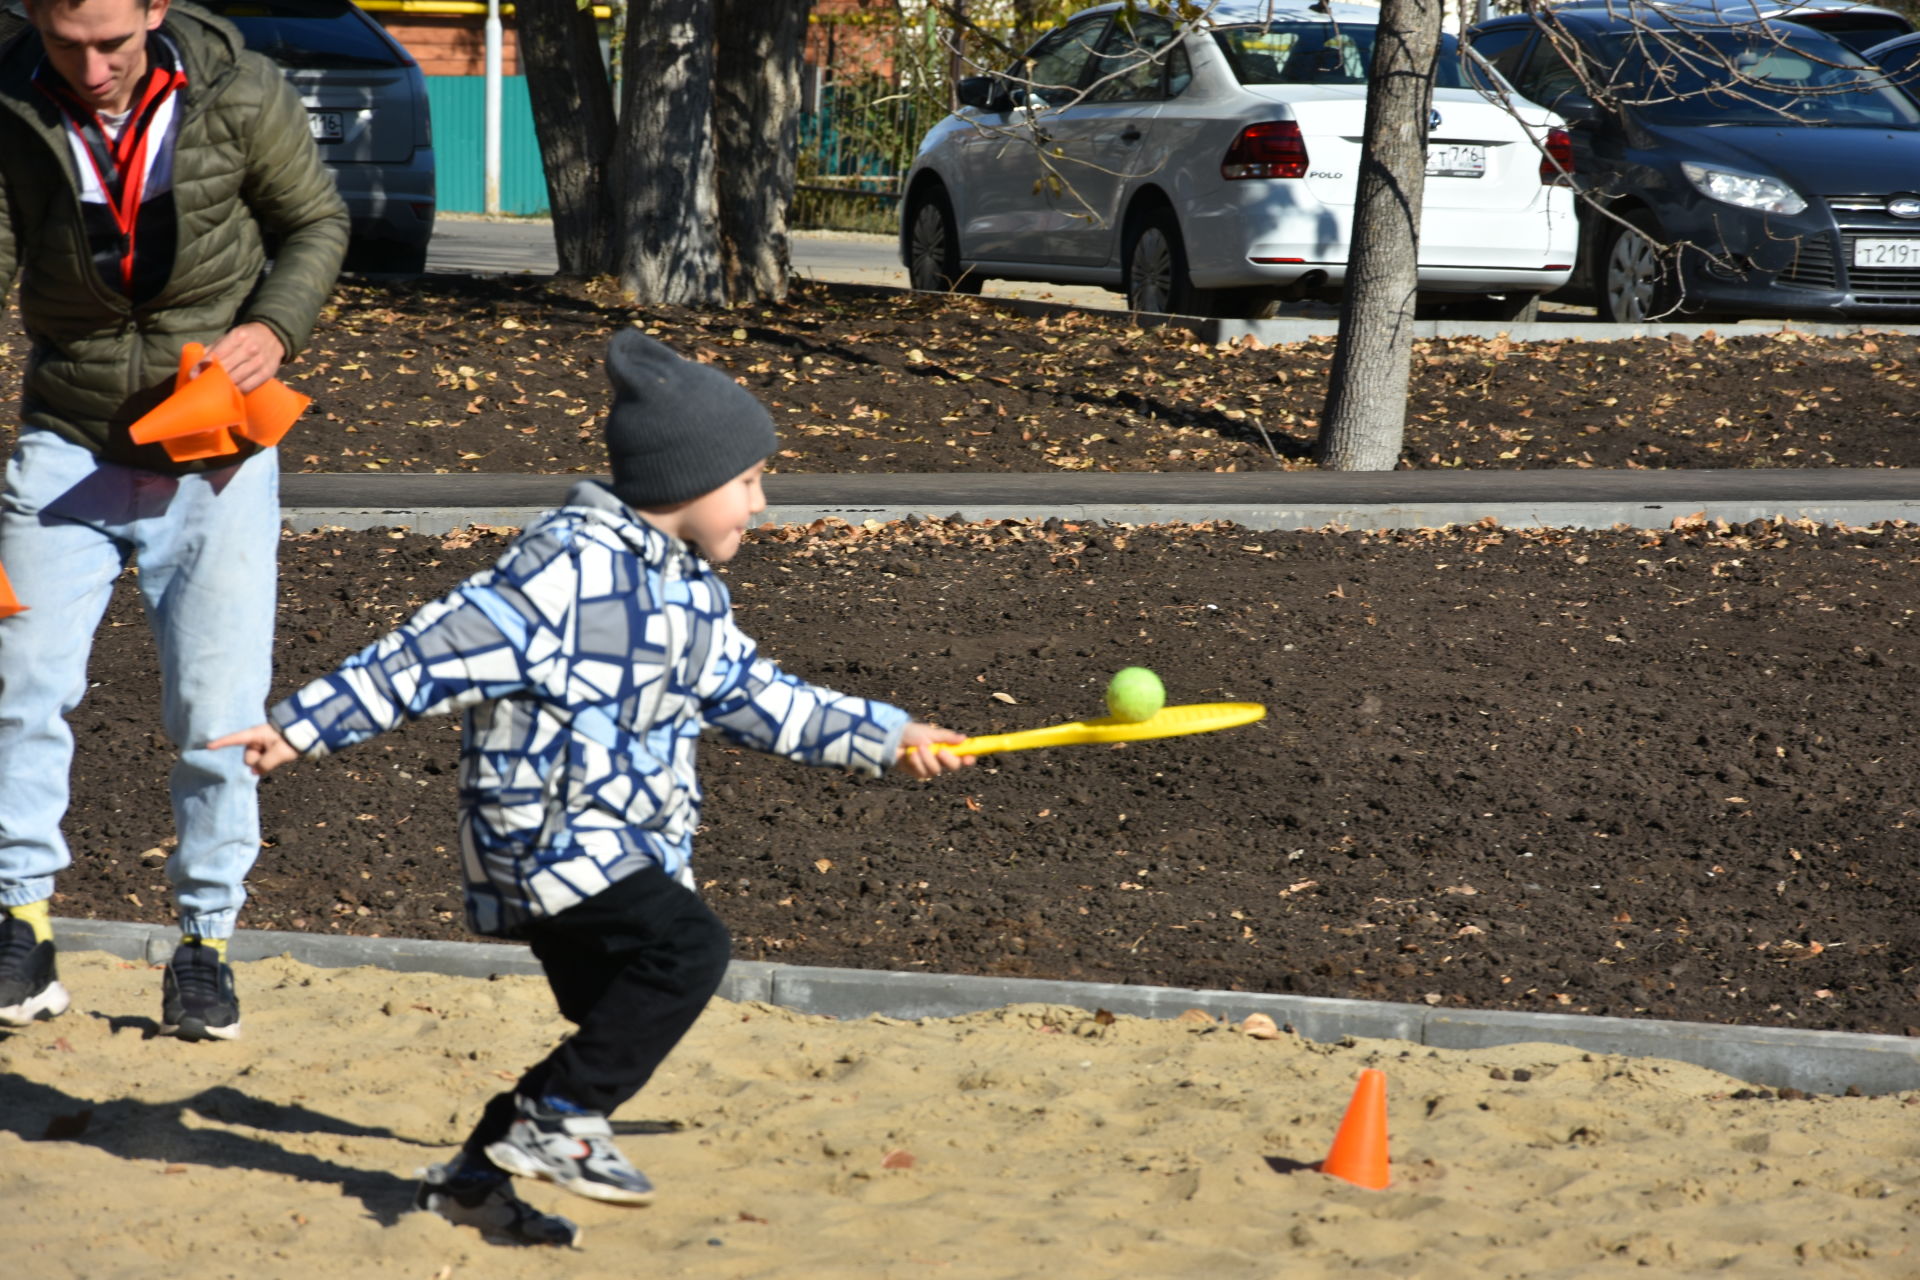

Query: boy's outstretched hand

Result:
[207,723,300,776]
[896,722,974,779]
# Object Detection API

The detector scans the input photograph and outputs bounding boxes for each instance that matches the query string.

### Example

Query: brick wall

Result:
[373,14,521,77]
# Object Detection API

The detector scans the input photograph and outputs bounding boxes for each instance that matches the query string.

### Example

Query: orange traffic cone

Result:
[1319,1068,1390,1190]
[236,375,310,448]
[0,559,26,618]
[129,342,243,462]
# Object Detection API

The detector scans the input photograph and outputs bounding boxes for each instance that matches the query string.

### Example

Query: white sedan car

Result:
[900,0,1576,319]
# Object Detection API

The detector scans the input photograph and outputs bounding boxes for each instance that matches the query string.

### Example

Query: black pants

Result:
[462,864,731,1158]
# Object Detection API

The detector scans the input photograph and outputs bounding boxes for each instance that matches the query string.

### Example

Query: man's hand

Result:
[896,722,974,779]
[198,322,285,393]
[207,723,299,776]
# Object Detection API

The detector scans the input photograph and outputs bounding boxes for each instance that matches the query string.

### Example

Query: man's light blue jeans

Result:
[0,429,278,940]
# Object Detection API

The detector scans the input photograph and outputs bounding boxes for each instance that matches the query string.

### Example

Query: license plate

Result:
[1852,237,1920,268]
[308,111,344,143]
[1426,144,1485,178]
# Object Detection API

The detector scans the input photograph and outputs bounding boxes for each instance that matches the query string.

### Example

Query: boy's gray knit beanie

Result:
[602,329,778,507]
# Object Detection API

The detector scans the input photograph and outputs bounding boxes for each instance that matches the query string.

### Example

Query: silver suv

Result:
[203,0,436,273]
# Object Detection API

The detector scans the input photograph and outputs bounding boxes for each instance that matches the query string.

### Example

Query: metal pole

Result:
[484,0,502,215]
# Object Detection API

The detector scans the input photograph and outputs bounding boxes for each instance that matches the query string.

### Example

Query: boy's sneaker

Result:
[414,1162,581,1247]
[0,915,70,1027]
[483,1094,657,1204]
[160,939,241,1041]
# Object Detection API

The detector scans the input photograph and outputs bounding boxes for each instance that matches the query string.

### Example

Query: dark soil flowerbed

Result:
[58,516,1920,1038]
[7,274,1915,474]
[15,274,1920,1038]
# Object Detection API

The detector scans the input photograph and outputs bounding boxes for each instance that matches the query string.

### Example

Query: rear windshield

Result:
[202,0,405,70]
[1214,22,1471,88]
[1598,26,1920,125]
[1783,13,1914,54]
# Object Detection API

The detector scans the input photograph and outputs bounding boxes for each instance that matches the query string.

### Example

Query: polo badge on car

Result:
[1888,195,1920,219]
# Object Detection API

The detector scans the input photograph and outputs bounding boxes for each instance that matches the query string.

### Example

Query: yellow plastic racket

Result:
[937,702,1266,758]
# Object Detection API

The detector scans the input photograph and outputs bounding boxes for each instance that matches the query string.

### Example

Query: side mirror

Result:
[956,76,1010,112]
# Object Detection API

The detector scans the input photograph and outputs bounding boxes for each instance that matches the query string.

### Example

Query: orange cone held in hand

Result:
[175,341,204,387]
[237,376,310,448]
[129,342,243,462]
[0,559,26,618]
[1320,1068,1390,1189]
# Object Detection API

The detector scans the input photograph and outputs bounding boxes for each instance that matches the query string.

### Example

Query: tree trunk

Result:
[515,0,618,276]
[1315,0,1442,471]
[615,0,726,303]
[713,0,810,302]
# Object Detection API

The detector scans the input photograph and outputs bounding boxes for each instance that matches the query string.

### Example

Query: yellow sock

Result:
[182,934,228,960]
[6,900,52,944]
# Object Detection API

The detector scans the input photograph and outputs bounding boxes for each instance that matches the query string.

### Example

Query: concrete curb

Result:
[279,469,1920,536]
[59,917,1919,1097]
[808,279,1920,346]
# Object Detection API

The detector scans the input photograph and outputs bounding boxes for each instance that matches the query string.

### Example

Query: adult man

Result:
[0,0,347,1039]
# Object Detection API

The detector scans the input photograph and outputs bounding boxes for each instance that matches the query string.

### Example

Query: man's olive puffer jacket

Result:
[0,1,348,473]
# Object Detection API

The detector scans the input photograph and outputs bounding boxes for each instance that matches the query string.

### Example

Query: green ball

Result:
[1105,667,1165,723]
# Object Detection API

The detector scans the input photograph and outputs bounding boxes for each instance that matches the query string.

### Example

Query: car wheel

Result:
[905,188,981,295]
[1125,208,1207,316]
[1597,211,1680,323]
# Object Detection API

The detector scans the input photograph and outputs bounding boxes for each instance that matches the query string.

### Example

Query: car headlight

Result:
[1680,162,1806,216]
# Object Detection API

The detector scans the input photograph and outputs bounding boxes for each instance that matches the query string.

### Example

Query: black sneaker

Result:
[160,939,241,1041]
[0,914,70,1027]
[483,1093,656,1204]
[414,1162,581,1247]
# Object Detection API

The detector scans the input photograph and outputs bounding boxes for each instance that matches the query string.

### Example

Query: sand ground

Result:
[3,952,1916,1278]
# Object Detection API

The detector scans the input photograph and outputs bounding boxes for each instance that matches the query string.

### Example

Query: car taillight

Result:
[1539,128,1574,186]
[1222,122,1308,180]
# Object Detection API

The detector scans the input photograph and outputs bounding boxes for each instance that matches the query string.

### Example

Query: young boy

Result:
[212,332,973,1246]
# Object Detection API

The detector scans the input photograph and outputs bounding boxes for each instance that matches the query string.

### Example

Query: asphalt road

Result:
[427,216,1125,310]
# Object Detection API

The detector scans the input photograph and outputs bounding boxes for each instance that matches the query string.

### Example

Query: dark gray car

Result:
[1471,1,1920,322]
[203,0,436,273]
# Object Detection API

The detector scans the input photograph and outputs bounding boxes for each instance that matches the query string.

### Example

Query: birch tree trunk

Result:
[515,0,618,276]
[713,0,810,302]
[1315,0,1442,471]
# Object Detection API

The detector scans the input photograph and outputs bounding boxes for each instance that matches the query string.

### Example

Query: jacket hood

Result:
[560,480,700,567]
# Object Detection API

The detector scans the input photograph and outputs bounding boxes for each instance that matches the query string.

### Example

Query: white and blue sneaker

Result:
[483,1093,656,1205]
[414,1161,581,1247]
[0,915,70,1027]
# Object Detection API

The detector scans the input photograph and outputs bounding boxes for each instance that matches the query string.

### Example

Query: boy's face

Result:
[645,461,766,564]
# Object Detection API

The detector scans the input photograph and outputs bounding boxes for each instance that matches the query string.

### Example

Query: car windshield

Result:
[1214,22,1471,89]
[1595,25,1920,125]
[202,0,404,70]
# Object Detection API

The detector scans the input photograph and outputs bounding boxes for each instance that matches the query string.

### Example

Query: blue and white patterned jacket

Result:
[270,481,910,936]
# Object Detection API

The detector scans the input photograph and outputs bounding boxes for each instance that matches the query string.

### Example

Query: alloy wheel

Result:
[908,202,951,292]
[1603,227,1664,323]
[1130,226,1175,313]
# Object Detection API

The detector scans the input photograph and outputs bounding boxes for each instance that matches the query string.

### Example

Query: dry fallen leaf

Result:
[1241,1013,1283,1039]
[881,1149,916,1169]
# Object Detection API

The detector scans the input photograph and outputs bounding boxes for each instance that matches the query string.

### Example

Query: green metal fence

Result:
[425,75,550,216]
